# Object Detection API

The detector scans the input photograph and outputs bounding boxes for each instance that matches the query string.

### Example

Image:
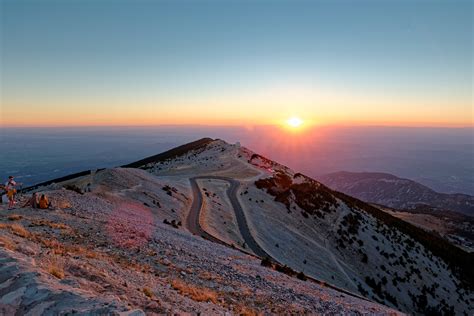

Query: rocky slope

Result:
[2,138,472,315]
[318,171,474,216]
[378,205,474,253]
[0,149,400,314]
[142,139,473,314]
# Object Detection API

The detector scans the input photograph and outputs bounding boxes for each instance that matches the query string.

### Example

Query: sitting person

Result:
[23,192,39,208]
[38,194,50,209]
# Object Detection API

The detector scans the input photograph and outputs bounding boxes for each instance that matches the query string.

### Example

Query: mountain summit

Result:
[1,138,472,315]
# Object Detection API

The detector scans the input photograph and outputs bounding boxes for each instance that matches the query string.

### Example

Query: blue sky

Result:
[1,0,472,126]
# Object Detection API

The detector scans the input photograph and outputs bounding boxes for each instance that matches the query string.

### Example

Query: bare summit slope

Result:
[141,139,473,315]
[0,141,400,314]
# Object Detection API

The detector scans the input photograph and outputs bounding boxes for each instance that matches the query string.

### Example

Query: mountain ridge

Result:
[1,138,473,314]
[318,171,474,216]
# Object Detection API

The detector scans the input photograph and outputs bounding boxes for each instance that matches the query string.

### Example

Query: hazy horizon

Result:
[1,125,472,195]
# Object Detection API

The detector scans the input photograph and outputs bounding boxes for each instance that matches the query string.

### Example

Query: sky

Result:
[1,0,472,127]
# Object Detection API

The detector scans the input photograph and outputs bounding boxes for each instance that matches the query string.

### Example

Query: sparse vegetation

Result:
[9,224,30,238]
[171,279,218,303]
[163,219,180,228]
[64,184,84,194]
[143,287,153,298]
[29,220,70,230]
[123,137,213,168]
[8,214,23,221]
[297,271,307,281]
[47,258,65,279]
[49,266,65,279]
[162,185,178,196]
[361,253,368,264]
[255,172,338,216]
[0,235,16,250]
[275,264,294,275]
[330,189,474,290]
[260,256,272,267]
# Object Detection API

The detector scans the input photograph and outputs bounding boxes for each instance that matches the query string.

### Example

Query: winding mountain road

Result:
[186,175,373,302]
[187,176,268,258]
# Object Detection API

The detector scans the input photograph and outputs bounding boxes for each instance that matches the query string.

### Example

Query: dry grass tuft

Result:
[0,236,16,250]
[0,223,32,240]
[9,224,30,238]
[143,287,153,298]
[171,278,218,304]
[47,258,65,279]
[235,306,262,316]
[69,245,98,259]
[39,237,66,255]
[30,220,71,231]
[49,222,70,230]
[8,214,23,221]
[199,271,214,281]
[38,238,99,258]
[49,266,65,279]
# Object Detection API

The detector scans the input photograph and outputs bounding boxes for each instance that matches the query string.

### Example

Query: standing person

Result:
[5,176,18,210]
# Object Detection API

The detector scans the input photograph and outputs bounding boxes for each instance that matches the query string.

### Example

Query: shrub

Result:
[64,184,83,194]
[260,256,272,267]
[357,283,369,296]
[361,253,368,263]
[297,271,307,281]
[275,264,294,275]
[330,189,474,290]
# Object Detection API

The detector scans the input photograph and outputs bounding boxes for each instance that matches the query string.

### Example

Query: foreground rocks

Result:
[0,249,143,315]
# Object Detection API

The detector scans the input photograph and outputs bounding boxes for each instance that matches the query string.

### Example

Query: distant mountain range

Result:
[318,171,474,216]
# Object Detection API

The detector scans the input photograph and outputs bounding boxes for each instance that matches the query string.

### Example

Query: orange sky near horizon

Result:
[1,77,473,128]
[2,1,472,129]
[1,97,472,128]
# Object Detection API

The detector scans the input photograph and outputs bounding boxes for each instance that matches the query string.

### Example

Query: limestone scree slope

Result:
[1,138,472,315]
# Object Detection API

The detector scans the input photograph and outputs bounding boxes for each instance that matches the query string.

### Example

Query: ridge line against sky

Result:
[1,0,472,127]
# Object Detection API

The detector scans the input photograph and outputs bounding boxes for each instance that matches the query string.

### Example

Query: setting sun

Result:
[286,117,303,128]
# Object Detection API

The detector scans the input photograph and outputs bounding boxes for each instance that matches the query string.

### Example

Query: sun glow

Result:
[286,117,303,128]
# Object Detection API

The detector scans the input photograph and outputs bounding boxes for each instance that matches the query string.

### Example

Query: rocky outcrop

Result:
[0,249,143,316]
